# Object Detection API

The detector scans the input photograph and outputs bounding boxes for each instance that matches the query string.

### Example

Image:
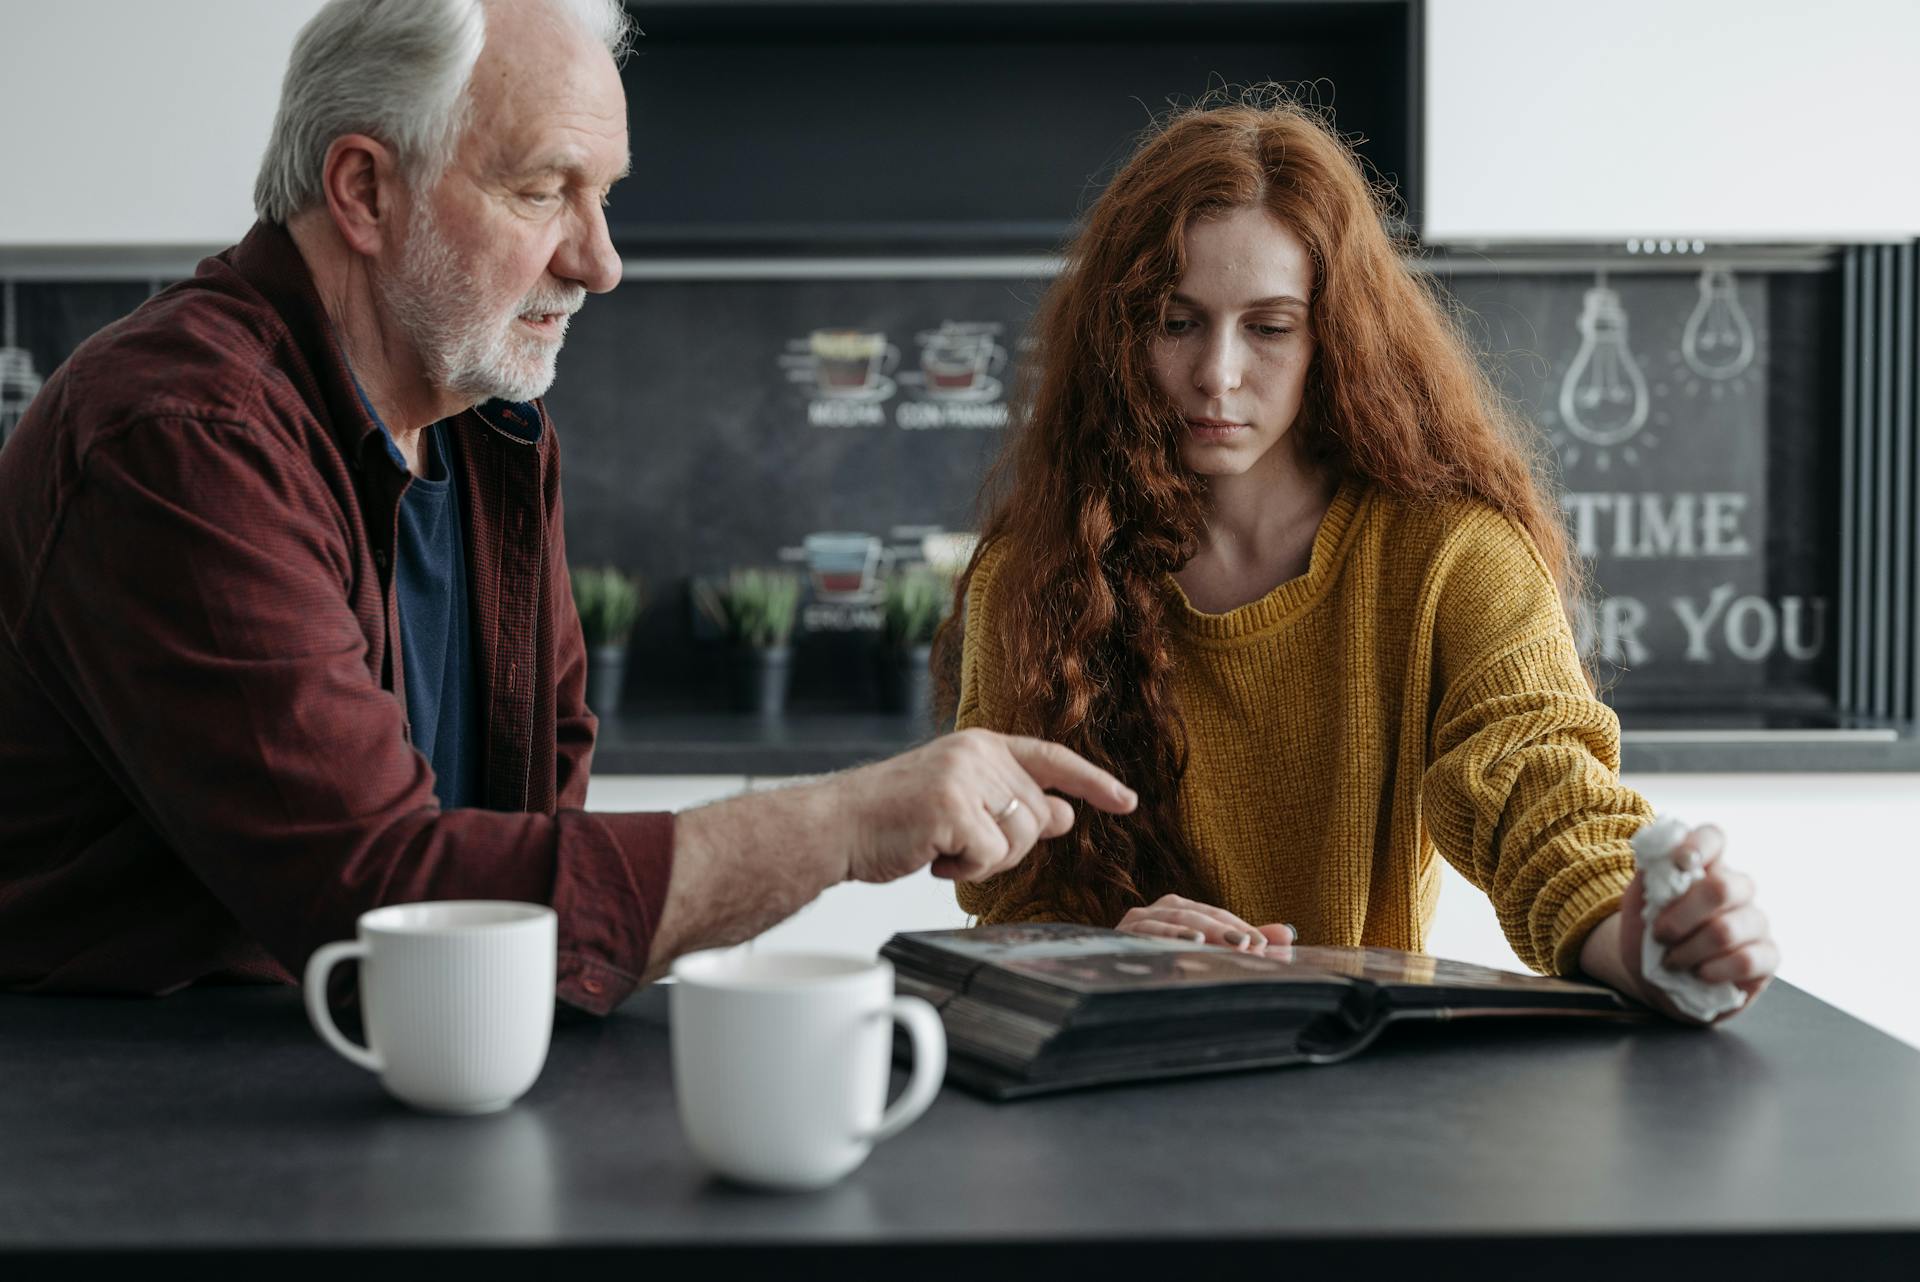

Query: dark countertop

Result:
[4,981,1919,1277]
[589,711,1920,776]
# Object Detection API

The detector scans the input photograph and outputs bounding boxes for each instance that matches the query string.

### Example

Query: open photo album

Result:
[881,922,1641,1099]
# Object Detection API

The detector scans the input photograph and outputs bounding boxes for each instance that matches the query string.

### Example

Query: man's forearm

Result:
[633,730,1142,982]
[641,780,851,980]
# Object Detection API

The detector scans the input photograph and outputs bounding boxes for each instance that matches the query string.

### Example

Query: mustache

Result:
[517,286,587,318]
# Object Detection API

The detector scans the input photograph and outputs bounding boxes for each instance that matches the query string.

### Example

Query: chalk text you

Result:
[1560,491,1826,665]
[1577,588,1827,665]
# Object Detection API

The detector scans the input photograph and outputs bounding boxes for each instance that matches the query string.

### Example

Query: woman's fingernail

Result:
[1224,931,1246,946]
[1284,924,1299,942]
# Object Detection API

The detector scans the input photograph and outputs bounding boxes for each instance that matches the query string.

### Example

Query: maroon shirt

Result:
[0,222,671,1015]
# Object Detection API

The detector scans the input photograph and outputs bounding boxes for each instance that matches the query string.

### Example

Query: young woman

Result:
[937,92,1776,1022]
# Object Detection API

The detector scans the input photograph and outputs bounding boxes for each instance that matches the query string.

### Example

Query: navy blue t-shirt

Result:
[395,420,482,809]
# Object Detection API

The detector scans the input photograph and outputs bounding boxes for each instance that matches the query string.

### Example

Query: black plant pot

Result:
[729,645,792,718]
[585,643,626,714]
[877,643,935,726]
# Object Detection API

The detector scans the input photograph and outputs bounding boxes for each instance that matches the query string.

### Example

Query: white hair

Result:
[253,0,634,224]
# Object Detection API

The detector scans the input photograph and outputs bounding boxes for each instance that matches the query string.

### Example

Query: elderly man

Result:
[0,0,1134,1014]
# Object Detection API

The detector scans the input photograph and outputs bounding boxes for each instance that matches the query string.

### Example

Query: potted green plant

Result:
[570,565,643,714]
[877,565,953,725]
[694,568,802,717]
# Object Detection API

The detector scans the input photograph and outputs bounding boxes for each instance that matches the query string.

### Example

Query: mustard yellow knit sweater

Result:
[955,480,1652,977]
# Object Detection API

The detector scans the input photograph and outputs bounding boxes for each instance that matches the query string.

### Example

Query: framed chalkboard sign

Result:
[1440,254,1845,724]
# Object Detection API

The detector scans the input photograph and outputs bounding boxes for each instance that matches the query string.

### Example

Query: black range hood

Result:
[611,0,1418,256]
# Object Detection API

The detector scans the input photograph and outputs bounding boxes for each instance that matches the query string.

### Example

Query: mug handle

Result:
[303,940,382,1074]
[868,994,946,1143]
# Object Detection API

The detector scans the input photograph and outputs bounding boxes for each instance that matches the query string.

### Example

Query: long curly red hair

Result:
[934,90,1581,927]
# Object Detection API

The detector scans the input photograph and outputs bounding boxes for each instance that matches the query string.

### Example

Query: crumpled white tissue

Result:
[1629,815,1746,1023]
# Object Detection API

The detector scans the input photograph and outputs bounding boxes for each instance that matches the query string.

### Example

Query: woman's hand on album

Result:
[1583,823,1779,1024]
[1116,895,1297,952]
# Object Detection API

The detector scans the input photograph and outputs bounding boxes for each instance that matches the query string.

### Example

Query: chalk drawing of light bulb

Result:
[1558,278,1649,447]
[1680,267,1756,380]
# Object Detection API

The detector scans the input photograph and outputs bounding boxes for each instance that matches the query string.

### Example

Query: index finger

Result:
[997,734,1137,813]
[1159,895,1264,941]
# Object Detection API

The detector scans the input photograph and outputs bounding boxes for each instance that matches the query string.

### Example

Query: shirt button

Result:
[373,549,387,571]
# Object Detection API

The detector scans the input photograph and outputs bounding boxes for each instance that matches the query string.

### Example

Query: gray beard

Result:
[382,206,575,406]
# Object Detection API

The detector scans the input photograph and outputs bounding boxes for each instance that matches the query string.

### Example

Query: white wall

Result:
[591,771,1920,1050]
[1429,772,1920,1050]
[0,1,327,246]
[13,2,1915,246]
[1424,0,1920,242]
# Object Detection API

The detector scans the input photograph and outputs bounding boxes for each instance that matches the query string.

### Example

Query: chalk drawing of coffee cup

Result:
[803,532,883,599]
[810,329,899,397]
[917,322,1007,398]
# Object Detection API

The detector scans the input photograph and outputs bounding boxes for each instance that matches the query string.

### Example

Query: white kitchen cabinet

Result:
[1616,773,1920,1050]
[1423,0,1920,243]
[736,775,971,953]
[582,774,748,814]
[1400,772,1920,1051]
[746,866,971,957]
[581,772,968,960]
[0,1,328,247]
[585,771,1920,1049]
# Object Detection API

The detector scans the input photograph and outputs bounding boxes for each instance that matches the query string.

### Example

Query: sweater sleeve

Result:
[1418,510,1652,976]
[950,545,1072,926]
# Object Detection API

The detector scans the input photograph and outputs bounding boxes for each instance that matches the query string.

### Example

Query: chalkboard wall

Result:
[3,258,1846,721]
[541,274,1042,707]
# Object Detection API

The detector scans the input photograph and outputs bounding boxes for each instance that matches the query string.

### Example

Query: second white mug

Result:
[670,949,946,1190]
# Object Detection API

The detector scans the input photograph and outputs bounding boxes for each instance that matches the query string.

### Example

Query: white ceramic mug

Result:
[670,950,946,1190]
[304,901,557,1115]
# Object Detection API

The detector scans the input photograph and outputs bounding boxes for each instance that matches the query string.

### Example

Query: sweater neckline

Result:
[1168,477,1368,641]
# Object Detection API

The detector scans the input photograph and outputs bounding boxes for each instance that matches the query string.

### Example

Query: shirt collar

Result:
[474,398,543,444]
[343,364,410,471]
[343,362,546,473]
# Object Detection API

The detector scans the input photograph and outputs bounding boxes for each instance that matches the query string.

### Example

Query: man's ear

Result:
[320,133,403,258]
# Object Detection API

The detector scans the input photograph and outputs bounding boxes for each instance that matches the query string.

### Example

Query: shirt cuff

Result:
[551,809,674,1015]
